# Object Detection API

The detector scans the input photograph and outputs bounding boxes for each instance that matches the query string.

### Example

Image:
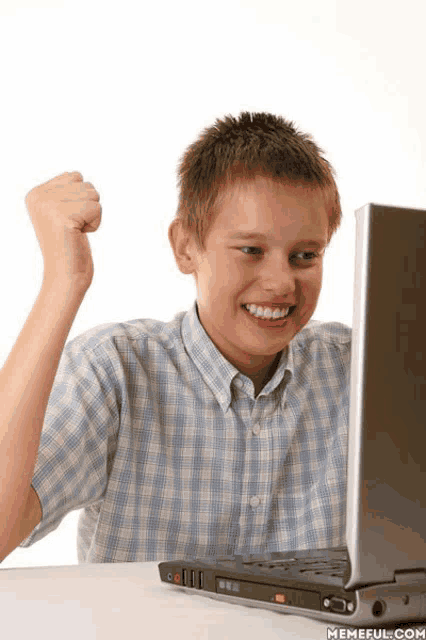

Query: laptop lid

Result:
[345,203,426,590]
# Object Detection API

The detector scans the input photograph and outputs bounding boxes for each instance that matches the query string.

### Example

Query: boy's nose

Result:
[260,259,296,295]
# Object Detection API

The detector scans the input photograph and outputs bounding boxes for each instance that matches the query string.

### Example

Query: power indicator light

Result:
[274,593,286,604]
[174,572,181,584]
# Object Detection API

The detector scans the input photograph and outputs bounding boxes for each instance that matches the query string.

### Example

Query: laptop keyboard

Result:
[242,550,348,578]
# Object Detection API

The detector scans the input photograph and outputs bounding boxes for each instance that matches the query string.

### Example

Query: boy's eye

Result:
[240,246,263,256]
[294,251,320,262]
[239,247,320,262]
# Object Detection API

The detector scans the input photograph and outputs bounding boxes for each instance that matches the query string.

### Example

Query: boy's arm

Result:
[0,489,41,561]
[0,172,101,561]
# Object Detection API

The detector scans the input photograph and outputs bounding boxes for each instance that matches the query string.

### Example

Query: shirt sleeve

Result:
[20,331,120,548]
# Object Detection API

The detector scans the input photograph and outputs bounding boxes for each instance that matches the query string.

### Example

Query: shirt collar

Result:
[181,302,293,411]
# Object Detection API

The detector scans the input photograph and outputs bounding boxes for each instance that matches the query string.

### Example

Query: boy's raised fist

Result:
[25,171,102,289]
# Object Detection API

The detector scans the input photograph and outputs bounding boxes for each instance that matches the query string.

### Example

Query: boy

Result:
[0,112,350,564]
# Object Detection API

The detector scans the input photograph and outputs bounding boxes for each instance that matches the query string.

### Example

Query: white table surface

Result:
[0,561,424,639]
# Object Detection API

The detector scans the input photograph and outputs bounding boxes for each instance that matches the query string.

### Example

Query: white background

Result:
[0,0,425,569]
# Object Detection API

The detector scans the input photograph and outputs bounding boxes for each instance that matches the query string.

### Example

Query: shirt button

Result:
[250,496,260,508]
[252,423,261,436]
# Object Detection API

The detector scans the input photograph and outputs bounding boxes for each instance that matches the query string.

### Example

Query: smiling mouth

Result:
[242,304,297,322]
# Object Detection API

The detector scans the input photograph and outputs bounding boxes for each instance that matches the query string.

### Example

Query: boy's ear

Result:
[168,219,199,275]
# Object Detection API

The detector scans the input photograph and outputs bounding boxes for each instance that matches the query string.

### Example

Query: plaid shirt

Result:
[21,303,351,563]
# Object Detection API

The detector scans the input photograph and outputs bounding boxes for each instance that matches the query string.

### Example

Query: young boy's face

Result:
[180,178,330,376]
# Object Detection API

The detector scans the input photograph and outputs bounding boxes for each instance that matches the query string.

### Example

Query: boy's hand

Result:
[25,171,102,290]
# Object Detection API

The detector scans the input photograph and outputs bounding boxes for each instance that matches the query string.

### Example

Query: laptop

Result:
[158,203,426,626]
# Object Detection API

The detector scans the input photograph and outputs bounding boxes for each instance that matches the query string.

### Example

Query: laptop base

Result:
[159,554,426,626]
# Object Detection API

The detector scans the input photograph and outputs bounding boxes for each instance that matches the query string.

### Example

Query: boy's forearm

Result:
[0,279,87,549]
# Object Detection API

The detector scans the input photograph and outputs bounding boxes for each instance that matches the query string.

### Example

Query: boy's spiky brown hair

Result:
[174,111,341,248]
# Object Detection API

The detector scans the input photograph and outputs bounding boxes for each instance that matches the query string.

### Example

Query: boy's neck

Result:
[194,303,283,396]
[246,352,282,397]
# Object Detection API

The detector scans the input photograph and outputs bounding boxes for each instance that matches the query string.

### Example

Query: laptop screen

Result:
[346,203,426,589]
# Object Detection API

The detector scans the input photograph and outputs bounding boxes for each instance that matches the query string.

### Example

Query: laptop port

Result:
[190,570,195,588]
[198,571,204,589]
[372,600,386,617]
[182,568,187,586]
[329,597,346,613]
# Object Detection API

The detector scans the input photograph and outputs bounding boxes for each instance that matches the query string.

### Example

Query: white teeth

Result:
[244,304,291,319]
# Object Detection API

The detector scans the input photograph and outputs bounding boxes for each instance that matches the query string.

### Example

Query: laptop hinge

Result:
[393,569,426,586]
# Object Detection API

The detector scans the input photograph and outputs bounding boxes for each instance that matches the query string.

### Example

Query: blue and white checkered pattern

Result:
[21,303,351,563]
